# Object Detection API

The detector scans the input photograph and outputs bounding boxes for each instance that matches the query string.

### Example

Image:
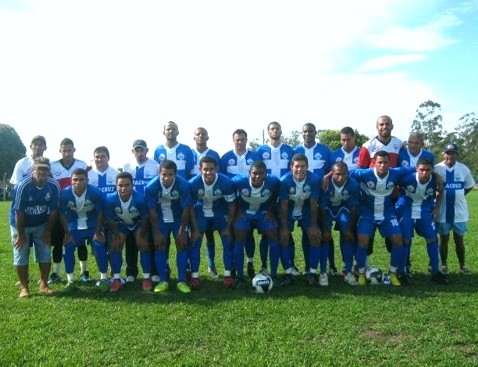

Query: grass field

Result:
[1,192,477,367]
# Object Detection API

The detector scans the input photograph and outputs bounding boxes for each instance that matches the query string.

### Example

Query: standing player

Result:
[395,158,448,284]
[189,156,236,288]
[88,146,120,194]
[231,161,283,288]
[49,138,90,285]
[153,121,195,179]
[279,154,321,286]
[60,168,110,292]
[10,135,48,186]
[145,160,193,294]
[349,150,414,286]
[220,129,259,277]
[320,161,360,286]
[434,143,475,274]
[105,172,153,292]
[293,123,331,274]
[123,139,159,284]
[10,157,59,298]
[191,127,222,279]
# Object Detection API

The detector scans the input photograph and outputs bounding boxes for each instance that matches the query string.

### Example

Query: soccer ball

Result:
[252,273,273,294]
[365,267,384,285]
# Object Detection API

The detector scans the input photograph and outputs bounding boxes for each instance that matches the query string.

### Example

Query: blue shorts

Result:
[357,215,401,239]
[438,222,468,236]
[399,216,437,241]
[195,214,228,234]
[286,214,314,231]
[71,228,96,247]
[325,209,351,232]
[234,212,277,233]
[11,224,51,266]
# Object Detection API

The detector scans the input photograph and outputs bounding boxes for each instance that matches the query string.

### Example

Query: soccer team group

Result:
[10,116,475,298]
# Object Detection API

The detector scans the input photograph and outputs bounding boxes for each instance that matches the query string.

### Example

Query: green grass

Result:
[1,192,478,366]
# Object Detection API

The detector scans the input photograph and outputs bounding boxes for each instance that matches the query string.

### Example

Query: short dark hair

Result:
[374,150,390,160]
[71,168,88,177]
[160,159,177,173]
[233,129,247,138]
[250,160,266,171]
[60,138,74,147]
[291,153,308,165]
[416,158,433,168]
[94,146,110,158]
[332,161,349,172]
[340,127,355,136]
[199,155,217,168]
[116,171,133,183]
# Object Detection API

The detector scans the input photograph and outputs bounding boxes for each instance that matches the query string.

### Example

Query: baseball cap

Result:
[132,139,147,149]
[32,156,51,169]
[31,135,46,145]
[443,143,458,153]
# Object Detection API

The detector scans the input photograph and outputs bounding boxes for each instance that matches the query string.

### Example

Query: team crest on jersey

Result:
[90,179,98,187]
[170,190,180,198]
[401,161,410,167]
[45,192,51,201]
[53,169,62,178]
[67,200,76,209]
[289,187,296,194]
[241,188,251,197]
[262,152,271,160]
[129,206,138,214]
[304,184,311,193]
[114,207,122,215]
[228,159,236,166]
[158,154,166,162]
[426,188,435,196]
[406,185,415,193]
[246,158,255,165]
[314,153,322,160]
[197,189,205,197]
[177,153,185,160]
[366,181,375,189]
[213,189,223,196]
[387,182,395,189]
[336,157,343,162]
[281,151,290,160]
[342,189,349,198]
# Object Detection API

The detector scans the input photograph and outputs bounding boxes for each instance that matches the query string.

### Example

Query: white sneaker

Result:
[208,267,219,279]
[151,275,161,283]
[344,272,358,286]
[125,276,135,283]
[319,273,329,287]
[441,266,449,275]
[290,266,301,276]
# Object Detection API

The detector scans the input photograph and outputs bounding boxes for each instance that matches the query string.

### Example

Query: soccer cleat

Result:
[154,281,169,293]
[319,273,329,287]
[247,262,255,278]
[223,277,234,288]
[282,274,293,286]
[151,275,160,283]
[234,278,246,289]
[405,266,413,277]
[271,277,283,288]
[125,275,135,283]
[390,273,401,287]
[177,281,191,294]
[459,267,471,275]
[441,265,449,275]
[64,280,77,292]
[208,267,219,279]
[329,267,339,276]
[358,274,367,286]
[79,271,91,283]
[290,266,301,277]
[110,279,123,292]
[142,278,153,291]
[96,279,110,293]
[189,278,201,290]
[344,272,358,286]
[431,272,449,285]
[47,273,61,285]
[398,274,411,286]
[307,273,318,286]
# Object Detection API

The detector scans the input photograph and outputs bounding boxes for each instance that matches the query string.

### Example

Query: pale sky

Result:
[1,0,477,168]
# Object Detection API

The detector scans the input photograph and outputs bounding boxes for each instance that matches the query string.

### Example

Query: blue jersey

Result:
[395,172,438,219]
[60,184,105,231]
[329,147,360,170]
[293,143,331,178]
[88,167,120,194]
[220,150,259,178]
[153,143,195,179]
[320,177,360,218]
[350,167,414,221]
[192,148,221,177]
[189,173,235,218]
[123,158,159,194]
[10,176,60,227]
[233,173,279,215]
[145,175,192,224]
[398,147,435,168]
[279,171,320,219]
[105,190,149,231]
[256,143,294,178]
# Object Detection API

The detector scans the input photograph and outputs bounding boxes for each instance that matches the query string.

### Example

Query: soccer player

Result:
[123,139,160,284]
[105,172,153,292]
[349,150,414,286]
[49,138,90,285]
[145,159,193,294]
[60,168,110,292]
[9,135,48,186]
[231,160,283,288]
[88,146,120,194]
[220,129,259,278]
[395,158,448,284]
[293,123,331,274]
[10,157,59,298]
[279,154,321,286]
[189,156,236,288]
[320,161,360,286]
[153,121,195,179]
[434,143,475,274]
[191,127,222,279]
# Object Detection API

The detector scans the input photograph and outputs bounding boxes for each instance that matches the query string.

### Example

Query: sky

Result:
[0,0,477,168]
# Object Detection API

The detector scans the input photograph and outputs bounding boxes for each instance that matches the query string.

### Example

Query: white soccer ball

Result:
[365,267,384,285]
[252,273,273,294]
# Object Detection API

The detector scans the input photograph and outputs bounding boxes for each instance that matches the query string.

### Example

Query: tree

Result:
[454,112,478,177]
[411,100,445,155]
[0,124,26,180]
[282,130,301,147]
